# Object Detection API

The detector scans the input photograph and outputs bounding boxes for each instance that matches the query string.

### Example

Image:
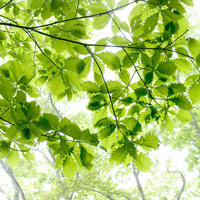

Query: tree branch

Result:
[176,172,185,200]
[0,160,26,200]
[0,187,11,200]
[190,112,200,140]
[132,160,146,200]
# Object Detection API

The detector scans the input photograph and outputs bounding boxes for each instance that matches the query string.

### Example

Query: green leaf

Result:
[134,87,148,98]
[5,126,18,140]
[81,81,100,93]
[29,123,41,138]
[104,0,115,9]
[134,152,151,172]
[126,141,137,159]
[35,76,48,86]
[7,148,19,167]
[109,36,130,45]
[156,62,177,76]
[152,50,160,67]
[98,126,116,140]
[73,45,88,55]
[170,94,192,110]
[144,13,159,33]
[100,81,124,93]
[90,3,108,14]
[110,145,127,165]
[180,0,194,6]
[80,144,94,170]
[63,155,78,178]
[92,106,108,124]
[128,3,145,22]
[188,38,200,58]
[28,0,45,9]
[0,141,11,159]
[94,37,108,52]
[135,134,160,150]
[81,129,99,146]
[189,81,200,104]
[97,52,121,70]
[93,15,110,30]
[118,70,130,85]
[116,0,129,7]
[173,59,193,73]
[27,101,41,120]
[0,32,6,40]
[176,110,192,123]
[48,74,66,96]
[64,57,86,73]
[162,9,184,20]
[122,53,139,68]
[196,54,200,68]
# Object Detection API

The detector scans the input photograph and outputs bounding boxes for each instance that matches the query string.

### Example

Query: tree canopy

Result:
[0,0,199,183]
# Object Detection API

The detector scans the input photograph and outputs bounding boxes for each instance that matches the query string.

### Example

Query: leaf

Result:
[73,45,88,55]
[7,148,19,167]
[180,0,194,6]
[144,13,159,33]
[93,15,110,30]
[0,32,6,40]
[196,54,200,68]
[110,146,127,165]
[170,94,192,110]
[173,58,193,73]
[48,74,66,96]
[126,141,137,159]
[80,144,94,170]
[162,9,184,20]
[134,87,147,98]
[64,57,86,74]
[188,38,200,58]
[90,3,108,14]
[27,101,41,120]
[128,3,145,22]
[95,37,108,52]
[81,81,100,93]
[29,123,41,138]
[116,0,129,8]
[28,0,45,9]
[0,141,11,159]
[156,62,177,76]
[100,81,124,93]
[35,76,48,86]
[98,126,116,140]
[109,36,130,45]
[152,50,160,67]
[189,81,200,104]
[5,126,18,140]
[176,110,192,123]
[135,134,160,150]
[97,52,121,70]
[104,0,115,9]
[63,155,78,178]
[164,113,174,133]
[118,70,130,85]
[92,106,108,124]
[22,151,35,161]
[134,152,151,172]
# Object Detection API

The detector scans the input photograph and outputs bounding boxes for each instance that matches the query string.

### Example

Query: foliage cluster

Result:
[0,0,199,179]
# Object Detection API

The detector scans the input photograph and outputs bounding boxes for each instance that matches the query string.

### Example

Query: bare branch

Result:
[132,160,146,200]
